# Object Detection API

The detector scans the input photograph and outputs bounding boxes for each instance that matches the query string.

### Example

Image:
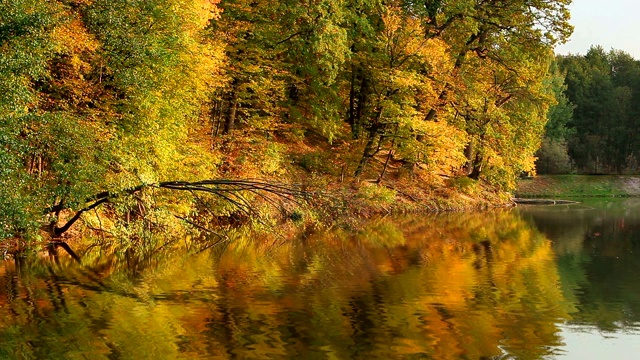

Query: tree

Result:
[558,47,640,174]
[414,0,572,187]
[1,0,223,240]
[211,0,289,136]
[0,0,79,239]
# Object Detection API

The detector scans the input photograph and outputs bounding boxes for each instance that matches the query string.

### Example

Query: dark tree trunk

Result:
[348,68,357,132]
[354,130,378,178]
[354,108,384,178]
[223,89,238,135]
[211,97,224,144]
[378,123,399,183]
[355,75,369,131]
[468,153,483,180]
[463,140,474,175]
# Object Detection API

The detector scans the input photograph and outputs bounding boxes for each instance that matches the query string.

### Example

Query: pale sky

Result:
[555,0,640,58]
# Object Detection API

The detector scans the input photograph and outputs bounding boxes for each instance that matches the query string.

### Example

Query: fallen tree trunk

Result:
[512,198,579,205]
[47,179,309,237]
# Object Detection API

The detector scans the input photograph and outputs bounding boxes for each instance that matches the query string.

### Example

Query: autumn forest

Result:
[1,0,575,242]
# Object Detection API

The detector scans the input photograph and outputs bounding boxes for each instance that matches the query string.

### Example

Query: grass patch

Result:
[515,175,640,198]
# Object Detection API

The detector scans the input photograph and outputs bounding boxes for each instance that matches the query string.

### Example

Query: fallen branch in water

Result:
[512,198,579,206]
[47,241,82,263]
[46,179,311,237]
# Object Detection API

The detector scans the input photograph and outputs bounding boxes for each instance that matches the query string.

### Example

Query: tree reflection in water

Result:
[0,210,574,359]
[522,198,640,333]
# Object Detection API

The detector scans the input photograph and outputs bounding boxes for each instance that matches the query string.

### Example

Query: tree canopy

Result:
[539,47,640,174]
[0,0,573,242]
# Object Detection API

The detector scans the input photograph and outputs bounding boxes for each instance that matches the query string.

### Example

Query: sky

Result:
[554,0,640,58]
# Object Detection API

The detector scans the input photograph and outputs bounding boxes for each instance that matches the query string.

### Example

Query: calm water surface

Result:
[2,199,640,359]
[520,198,640,359]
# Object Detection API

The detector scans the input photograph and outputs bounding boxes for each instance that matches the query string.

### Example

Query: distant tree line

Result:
[538,46,640,174]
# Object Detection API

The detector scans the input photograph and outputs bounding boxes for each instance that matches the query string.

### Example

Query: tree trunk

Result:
[348,67,356,130]
[354,130,378,178]
[210,97,224,145]
[463,140,474,175]
[354,107,384,178]
[468,153,483,180]
[223,87,238,135]
[377,123,399,183]
[352,71,369,139]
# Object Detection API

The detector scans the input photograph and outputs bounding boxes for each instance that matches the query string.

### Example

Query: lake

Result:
[1,199,640,359]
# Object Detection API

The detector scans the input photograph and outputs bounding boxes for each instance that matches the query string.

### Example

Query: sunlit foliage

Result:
[0,0,573,241]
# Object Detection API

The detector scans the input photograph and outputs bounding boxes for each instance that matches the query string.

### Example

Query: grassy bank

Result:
[515,175,640,198]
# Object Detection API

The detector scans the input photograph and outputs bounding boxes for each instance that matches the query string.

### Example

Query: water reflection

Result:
[521,198,640,337]
[0,211,575,359]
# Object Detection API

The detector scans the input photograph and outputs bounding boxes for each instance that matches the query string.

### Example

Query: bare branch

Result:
[47,179,311,236]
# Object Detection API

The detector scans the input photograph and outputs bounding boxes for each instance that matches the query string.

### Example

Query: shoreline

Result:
[515,175,640,198]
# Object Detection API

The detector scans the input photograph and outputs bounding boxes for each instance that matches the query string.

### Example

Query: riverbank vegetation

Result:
[0,0,572,244]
